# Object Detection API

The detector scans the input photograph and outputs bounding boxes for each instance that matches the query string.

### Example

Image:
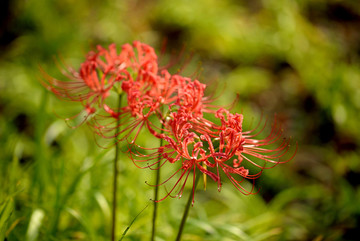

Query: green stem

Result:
[111,93,123,241]
[34,90,49,203]
[151,125,164,241]
[175,170,201,241]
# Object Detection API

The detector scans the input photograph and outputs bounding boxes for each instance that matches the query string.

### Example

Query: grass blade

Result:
[26,209,45,241]
[119,203,149,241]
[0,198,14,241]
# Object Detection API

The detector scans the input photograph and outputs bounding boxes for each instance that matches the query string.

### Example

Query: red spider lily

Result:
[42,41,163,138]
[42,39,217,146]
[99,68,216,144]
[130,107,296,204]
[41,43,125,126]
[86,42,176,142]
[203,108,296,192]
[129,111,215,204]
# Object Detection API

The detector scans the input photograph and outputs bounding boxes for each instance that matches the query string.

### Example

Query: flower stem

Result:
[175,170,201,241]
[151,125,164,241]
[111,93,123,241]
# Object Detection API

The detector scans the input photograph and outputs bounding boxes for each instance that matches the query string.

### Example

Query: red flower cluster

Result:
[43,41,296,203]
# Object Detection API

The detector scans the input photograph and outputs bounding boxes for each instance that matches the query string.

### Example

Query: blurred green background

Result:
[1,0,360,240]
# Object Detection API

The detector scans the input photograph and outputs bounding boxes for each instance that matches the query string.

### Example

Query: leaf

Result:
[119,203,149,241]
[0,198,14,241]
[26,209,45,241]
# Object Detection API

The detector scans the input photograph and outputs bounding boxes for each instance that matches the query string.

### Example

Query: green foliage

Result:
[0,198,14,240]
[1,0,359,240]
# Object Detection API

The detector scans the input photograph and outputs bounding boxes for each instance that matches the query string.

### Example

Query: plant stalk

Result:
[151,125,164,241]
[111,93,123,241]
[175,169,201,241]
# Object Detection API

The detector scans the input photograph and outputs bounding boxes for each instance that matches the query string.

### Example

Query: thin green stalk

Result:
[111,93,123,241]
[175,170,201,241]
[33,90,49,202]
[151,126,164,241]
